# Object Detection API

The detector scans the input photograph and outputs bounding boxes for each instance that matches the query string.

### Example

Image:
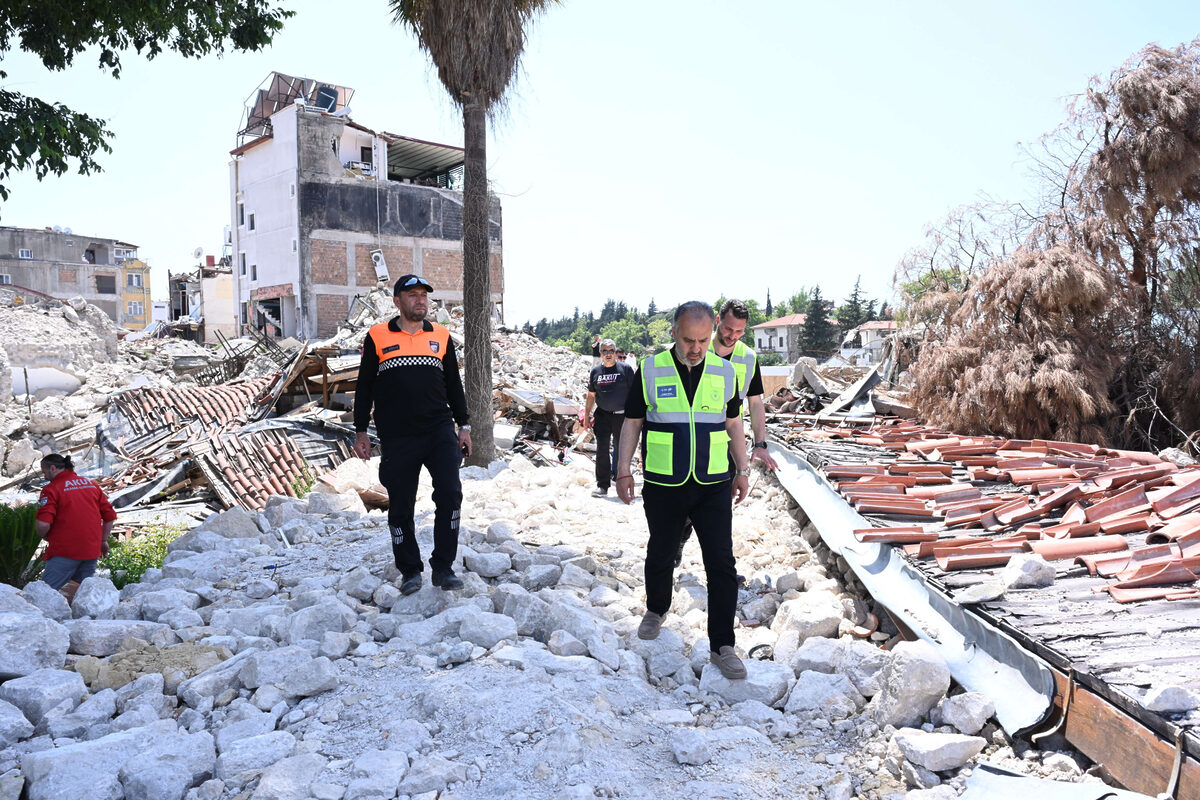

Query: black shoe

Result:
[399,573,422,595]
[432,570,463,590]
[591,486,609,497]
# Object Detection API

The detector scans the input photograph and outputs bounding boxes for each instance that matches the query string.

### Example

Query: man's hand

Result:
[582,414,593,431]
[751,446,779,471]
[616,475,636,504]
[732,474,750,504]
[459,428,472,458]
[101,538,110,558]
[353,432,372,460]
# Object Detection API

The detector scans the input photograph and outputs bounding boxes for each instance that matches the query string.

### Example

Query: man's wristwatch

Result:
[752,442,768,450]
[459,425,471,431]
[736,468,751,477]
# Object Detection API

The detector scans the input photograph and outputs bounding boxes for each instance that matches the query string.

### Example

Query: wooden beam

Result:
[1050,667,1200,799]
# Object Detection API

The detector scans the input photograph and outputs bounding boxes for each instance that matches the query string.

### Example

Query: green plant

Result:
[290,465,316,498]
[101,523,185,589]
[0,502,43,587]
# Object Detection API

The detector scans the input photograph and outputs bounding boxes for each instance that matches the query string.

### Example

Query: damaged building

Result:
[167,257,238,344]
[228,72,504,339]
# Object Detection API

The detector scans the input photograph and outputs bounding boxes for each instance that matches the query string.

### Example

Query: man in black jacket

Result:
[354,274,471,594]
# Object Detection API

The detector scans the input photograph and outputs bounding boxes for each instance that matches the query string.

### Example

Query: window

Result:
[65,240,73,247]
[128,301,144,316]
[127,273,143,288]
[360,145,372,163]
[17,249,31,259]
[291,239,297,253]
[289,184,295,198]
[95,275,116,294]
[239,253,246,275]
[248,213,255,231]
[240,302,248,325]
[250,264,257,281]
[0,274,11,285]
[237,203,245,226]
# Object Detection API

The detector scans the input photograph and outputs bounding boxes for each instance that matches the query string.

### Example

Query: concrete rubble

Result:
[0,445,1128,799]
[0,293,1142,799]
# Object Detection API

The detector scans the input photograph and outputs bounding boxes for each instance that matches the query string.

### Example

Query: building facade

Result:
[0,226,146,325]
[228,72,503,339]
[752,313,807,363]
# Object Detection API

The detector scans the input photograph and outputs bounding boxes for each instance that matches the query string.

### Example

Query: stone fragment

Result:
[119,760,191,800]
[500,591,551,639]
[47,688,117,739]
[385,719,432,753]
[699,660,793,708]
[0,699,34,747]
[214,731,297,780]
[337,567,382,601]
[239,646,314,690]
[934,692,995,735]
[670,728,711,765]
[281,657,340,698]
[870,640,950,728]
[557,563,595,590]
[771,591,842,643]
[520,564,561,592]
[547,630,588,657]
[464,551,511,578]
[1001,554,1055,589]
[823,774,853,800]
[138,589,202,623]
[0,668,86,725]
[372,583,401,610]
[458,612,517,649]
[1144,685,1200,713]
[245,579,278,600]
[352,749,409,787]
[320,631,352,660]
[893,728,986,771]
[4,439,38,474]
[19,581,71,622]
[20,719,177,800]
[176,649,252,709]
[71,576,119,620]
[64,619,171,657]
[398,754,467,795]
[307,490,367,516]
[285,598,356,644]
[252,753,328,800]
[0,612,68,678]
[784,670,865,719]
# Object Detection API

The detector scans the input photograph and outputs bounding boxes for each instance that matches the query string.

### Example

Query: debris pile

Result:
[0,451,1121,799]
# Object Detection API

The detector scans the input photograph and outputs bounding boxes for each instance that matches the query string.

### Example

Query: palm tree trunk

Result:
[461,96,494,466]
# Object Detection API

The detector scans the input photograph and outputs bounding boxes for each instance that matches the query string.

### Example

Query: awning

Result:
[381,133,464,180]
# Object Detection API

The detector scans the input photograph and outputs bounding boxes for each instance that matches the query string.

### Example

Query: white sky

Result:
[2,1,1199,326]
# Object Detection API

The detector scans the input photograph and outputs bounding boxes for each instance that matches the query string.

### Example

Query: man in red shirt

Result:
[36,453,116,591]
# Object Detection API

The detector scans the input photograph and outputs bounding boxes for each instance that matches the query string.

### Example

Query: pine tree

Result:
[765,290,774,317]
[647,297,657,316]
[801,286,838,359]
[838,276,867,334]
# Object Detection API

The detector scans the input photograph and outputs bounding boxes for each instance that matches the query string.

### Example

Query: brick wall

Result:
[489,252,503,291]
[354,244,414,287]
[422,248,463,292]
[315,293,349,336]
[311,239,348,284]
[58,268,77,284]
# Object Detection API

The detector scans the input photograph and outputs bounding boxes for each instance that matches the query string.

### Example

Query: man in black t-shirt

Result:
[584,338,635,497]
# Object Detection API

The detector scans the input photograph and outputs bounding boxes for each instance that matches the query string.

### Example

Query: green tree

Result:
[765,290,774,317]
[837,276,867,334]
[0,1,291,203]
[647,298,657,316]
[600,317,646,354]
[392,0,558,466]
[801,286,838,359]
[646,317,673,350]
[784,290,811,316]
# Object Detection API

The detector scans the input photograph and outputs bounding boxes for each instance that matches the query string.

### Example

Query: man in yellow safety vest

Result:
[615,301,751,680]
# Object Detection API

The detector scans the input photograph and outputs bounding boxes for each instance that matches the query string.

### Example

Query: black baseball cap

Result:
[394,274,433,295]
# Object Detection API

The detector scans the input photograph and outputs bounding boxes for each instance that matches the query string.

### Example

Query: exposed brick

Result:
[422,248,463,292]
[315,293,349,337]
[489,252,503,292]
[354,244,414,287]
[311,239,348,284]
[58,268,77,284]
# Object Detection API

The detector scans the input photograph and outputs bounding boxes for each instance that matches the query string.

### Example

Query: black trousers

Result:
[593,409,625,489]
[379,424,463,575]
[642,479,737,650]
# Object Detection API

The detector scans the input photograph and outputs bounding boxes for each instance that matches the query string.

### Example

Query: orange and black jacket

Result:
[354,318,469,439]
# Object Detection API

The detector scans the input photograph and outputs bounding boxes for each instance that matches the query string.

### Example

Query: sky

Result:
[3,1,1200,326]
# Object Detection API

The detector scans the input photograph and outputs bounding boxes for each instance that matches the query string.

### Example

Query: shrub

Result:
[0,502,43,587]
[101,523,185,589]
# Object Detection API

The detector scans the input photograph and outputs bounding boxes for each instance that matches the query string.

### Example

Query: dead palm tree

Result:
[391,0,558,466]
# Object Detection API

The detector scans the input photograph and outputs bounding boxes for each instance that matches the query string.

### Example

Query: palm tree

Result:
[390,0,558,465]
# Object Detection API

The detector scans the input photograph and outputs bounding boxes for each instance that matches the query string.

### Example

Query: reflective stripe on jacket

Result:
[641,350,737,486]
[370,320,451,372]
[711,338,758,401]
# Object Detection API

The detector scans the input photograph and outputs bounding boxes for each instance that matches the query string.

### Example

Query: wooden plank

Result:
[1051,667,1200,799]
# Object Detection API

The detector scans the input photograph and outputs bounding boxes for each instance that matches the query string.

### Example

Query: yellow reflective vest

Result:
[710,338,758,402]
[641,349,737,486]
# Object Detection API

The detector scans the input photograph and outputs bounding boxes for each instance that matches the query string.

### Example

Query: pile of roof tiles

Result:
[797,420,1200,604]
[111,377,278,435]
[191,429,324,511]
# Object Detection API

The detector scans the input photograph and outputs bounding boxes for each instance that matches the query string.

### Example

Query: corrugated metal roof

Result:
[381,133,464,179]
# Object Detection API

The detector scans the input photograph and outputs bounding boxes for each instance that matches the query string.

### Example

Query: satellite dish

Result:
[192,247,204,260]
[63,227,72,234]
[52,225,62,233]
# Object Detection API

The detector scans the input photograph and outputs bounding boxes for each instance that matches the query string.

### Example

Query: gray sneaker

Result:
[637,611,663,640]
[711,646,747,680]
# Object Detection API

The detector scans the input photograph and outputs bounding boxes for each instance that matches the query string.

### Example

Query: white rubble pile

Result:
[0,453,1116,799]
